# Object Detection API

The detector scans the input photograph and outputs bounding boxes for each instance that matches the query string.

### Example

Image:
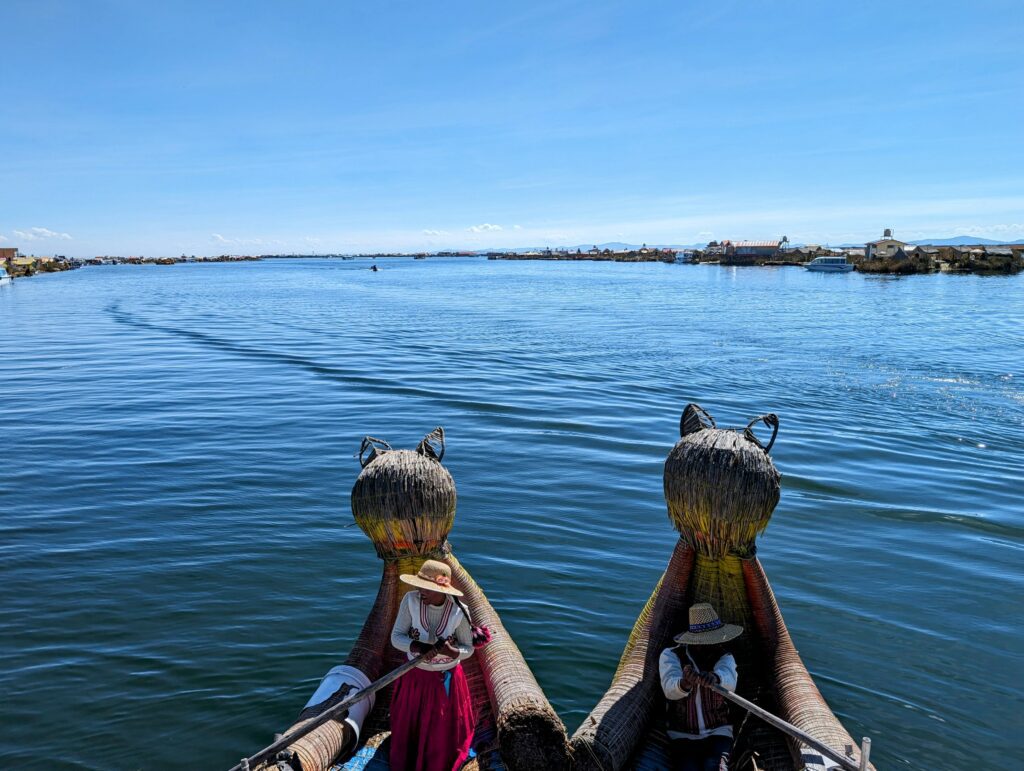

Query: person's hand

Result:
[410,641,435,657]
[697,671,721,688]
[681,665,698,690]
[442,640,461,659]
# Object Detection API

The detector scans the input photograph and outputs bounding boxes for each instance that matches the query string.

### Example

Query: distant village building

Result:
[734,240,781,257]
[865,228,907,259]
[889,248,913,263]
[718,239,784,265]
[0,247,18,262]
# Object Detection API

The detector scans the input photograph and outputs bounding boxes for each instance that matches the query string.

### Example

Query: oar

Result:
[228,644,443,771]
[708,683,871,771]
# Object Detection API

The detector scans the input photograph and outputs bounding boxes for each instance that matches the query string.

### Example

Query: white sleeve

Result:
[390,594,415,653]
[659,647,691,700]
[451,613,475,661]
[714,653,737,692]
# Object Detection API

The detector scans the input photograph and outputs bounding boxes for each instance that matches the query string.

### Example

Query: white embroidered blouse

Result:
[390,591,475,672]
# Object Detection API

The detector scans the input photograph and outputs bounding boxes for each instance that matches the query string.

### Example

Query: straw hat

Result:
[673,603,743,645]
[399,559,464,597]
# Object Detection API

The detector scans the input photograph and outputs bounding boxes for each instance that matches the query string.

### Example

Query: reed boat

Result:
[572,405,873,771]
[249,428,570,771]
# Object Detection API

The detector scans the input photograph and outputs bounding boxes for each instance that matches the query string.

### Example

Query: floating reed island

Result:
[243,428,570,771]
[572,405,872,771]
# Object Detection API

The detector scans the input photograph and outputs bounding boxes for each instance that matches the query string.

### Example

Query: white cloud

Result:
[422,229,449,236]
[303,236,323,246]
[954,222,1024,237]
[467,223,503,233]
[697,231,714,238]
[0,235,7,242]
[12,227,72,241]
[212,233,265,246]
[513,225,523,230]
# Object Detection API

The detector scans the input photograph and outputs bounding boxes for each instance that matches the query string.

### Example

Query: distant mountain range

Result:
[477,241,703,254]
[482,236,1023,254]
[831,235,1023,248]
[906,236,1023,246]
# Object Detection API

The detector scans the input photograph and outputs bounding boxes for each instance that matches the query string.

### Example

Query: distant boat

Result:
[805,255,854,272]
[0,266,11,285]
[370,264,379,272]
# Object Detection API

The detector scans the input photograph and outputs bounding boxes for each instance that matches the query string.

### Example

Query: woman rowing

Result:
[389,559,476,771]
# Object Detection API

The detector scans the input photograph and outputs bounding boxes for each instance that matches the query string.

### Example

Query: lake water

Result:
[2,258,1021,770]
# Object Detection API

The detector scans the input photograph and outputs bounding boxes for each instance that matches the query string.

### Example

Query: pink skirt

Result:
[389,664,475,771]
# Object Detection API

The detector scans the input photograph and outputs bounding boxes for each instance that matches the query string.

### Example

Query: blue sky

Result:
[2,0,1022,256]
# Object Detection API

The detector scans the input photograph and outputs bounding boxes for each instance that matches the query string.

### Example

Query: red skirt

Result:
[389,664,475,771]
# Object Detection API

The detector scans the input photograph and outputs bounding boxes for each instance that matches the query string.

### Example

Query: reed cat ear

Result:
[416,427,446,462]
[359,436,393,468]
[743,413,779,453]
[680,404,716,437]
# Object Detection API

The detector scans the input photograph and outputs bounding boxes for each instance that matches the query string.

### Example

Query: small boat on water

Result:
[572,405,872,771]
[805,256,854,273]
[246,429,569,771]
[0,266,11,285]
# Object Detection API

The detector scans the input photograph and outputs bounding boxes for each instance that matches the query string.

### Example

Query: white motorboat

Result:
[806,255,854,272]
[0,266,11,286]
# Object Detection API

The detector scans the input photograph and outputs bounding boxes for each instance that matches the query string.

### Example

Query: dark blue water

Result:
[2,259,1021,770]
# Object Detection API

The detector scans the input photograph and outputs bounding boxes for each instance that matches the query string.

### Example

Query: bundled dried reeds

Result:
[352,428,457,560]
[664,405,780,558]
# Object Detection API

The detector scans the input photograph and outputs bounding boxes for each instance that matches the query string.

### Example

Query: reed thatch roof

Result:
[664,404,781,557]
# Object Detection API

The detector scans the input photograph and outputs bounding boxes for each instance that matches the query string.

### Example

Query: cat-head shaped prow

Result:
[352,427,455,560]
[666,404,781,558]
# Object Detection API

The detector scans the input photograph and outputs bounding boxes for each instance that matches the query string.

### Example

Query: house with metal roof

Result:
[719,239,785,265]
[865,228,907,259]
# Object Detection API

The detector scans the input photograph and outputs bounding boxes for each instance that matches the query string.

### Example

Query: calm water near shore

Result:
[2,259,1022,770]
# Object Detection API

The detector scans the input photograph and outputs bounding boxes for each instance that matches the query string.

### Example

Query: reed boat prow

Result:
[572,406,873,771]
[252,429,570,771]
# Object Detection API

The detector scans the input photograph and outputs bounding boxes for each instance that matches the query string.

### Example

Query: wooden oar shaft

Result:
[710,684,863,771]
[228,646,439,771]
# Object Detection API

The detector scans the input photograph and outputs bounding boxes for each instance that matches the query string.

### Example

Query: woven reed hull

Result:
[571,540,870,771]
[273,553,570,771]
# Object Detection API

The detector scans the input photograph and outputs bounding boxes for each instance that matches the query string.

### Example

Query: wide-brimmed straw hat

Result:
[399,559,464,597]
[673,603,743,645]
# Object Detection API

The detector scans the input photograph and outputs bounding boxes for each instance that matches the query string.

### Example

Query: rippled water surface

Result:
[2,259,1022,770]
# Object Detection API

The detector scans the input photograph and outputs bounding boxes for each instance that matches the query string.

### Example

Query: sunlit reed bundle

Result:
[664,404,781,558]
[351,428,456,560]
[271,428,570,771]
[573,405,867,771]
